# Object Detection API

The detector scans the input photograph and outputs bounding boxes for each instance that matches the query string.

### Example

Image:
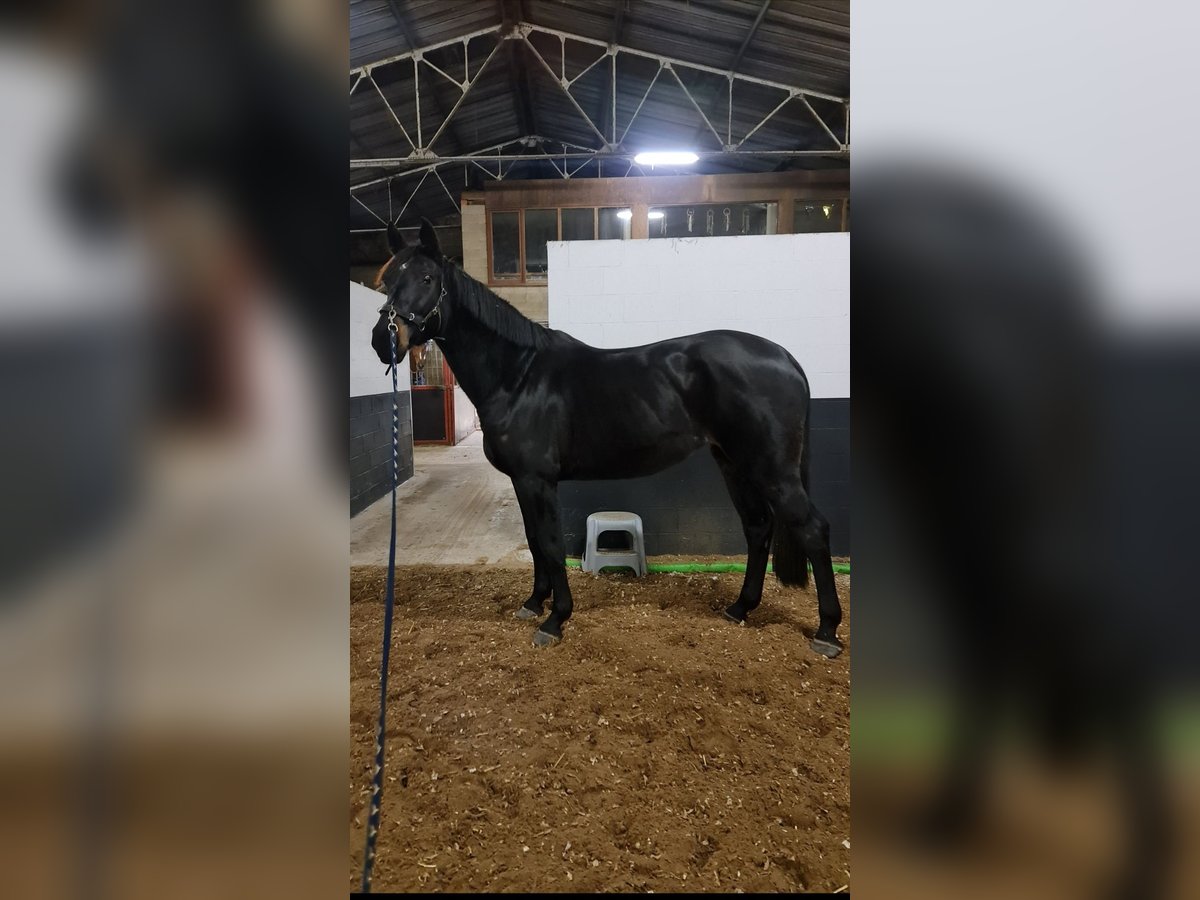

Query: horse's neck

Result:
[436,300,536,413]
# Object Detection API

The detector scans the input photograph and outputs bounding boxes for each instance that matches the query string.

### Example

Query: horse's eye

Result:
[422,274,432,285]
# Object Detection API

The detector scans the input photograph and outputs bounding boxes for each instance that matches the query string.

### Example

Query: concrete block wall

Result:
[350,281,414,515]
[548,233,849,398]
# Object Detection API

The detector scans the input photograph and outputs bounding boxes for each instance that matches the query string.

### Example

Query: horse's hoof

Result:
[532,629,562,648]
[723,608,746,625]
[514,607,540,620]
[810,638,843,658]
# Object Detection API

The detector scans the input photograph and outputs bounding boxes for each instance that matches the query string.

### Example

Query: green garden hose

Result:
[565,558,850,575]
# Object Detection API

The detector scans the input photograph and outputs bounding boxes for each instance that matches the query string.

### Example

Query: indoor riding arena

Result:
[349,1,849,892]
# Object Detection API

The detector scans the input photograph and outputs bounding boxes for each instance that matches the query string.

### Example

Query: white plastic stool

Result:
[581,511,647,576]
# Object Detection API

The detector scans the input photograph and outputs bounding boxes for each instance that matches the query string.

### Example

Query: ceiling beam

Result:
[520,21,845,103]
[686,0,771,151]
[351,23,502,76]
[385,0,470,156]
[351,137,533,194]
[356,20,843,104]
[507,43,536,139]
[500,0,537,164]
[729,0,772,74]
[352,148,847,171]
[598,2,627,147]
[350,13,847,195]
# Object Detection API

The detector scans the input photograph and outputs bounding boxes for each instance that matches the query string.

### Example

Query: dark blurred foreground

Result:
[1,2,1198,899]
[0,3,347,898]
[851,4,1200,895]
[853,162,1200,900]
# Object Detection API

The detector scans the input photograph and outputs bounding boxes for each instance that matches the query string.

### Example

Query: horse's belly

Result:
[561,428,705,480]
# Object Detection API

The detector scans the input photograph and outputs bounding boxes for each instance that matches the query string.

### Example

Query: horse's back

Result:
[539,329,810,477]
[563,329,805,382]
[642,329,811,421]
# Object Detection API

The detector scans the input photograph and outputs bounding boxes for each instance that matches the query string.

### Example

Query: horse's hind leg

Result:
[712,449,774,624]
[770,483,843,657]
[798,507,842,656]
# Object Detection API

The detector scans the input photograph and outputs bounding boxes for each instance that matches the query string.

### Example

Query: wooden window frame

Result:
[522,208,558,284]
[487,206,599,286]
[487,209,523,285]
[482,181,851,286]
[791,198,850,235]
[558,205,598,245]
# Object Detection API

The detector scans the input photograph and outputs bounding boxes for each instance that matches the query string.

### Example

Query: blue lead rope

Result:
[361,325,400,892]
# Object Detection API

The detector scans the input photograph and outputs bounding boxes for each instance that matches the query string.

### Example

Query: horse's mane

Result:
[374,248,549,350]
[372,255,394,291]
[445,264,549,350]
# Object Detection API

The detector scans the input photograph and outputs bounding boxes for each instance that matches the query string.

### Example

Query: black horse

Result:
[371,219,842,657]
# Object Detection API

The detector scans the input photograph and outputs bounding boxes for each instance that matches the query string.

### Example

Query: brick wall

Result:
[350,391,414,516]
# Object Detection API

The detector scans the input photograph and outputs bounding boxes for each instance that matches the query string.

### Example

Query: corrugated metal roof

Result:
[350,0,849,231]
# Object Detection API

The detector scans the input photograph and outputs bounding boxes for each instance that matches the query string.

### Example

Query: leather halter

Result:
[378,259,446,339]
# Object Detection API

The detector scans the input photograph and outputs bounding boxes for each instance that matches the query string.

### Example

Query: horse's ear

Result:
[419,217,441,258]
[387,221,404,255]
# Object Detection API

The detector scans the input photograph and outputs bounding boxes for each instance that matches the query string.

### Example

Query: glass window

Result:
[793,199,844,233]
[490,211,520,278]
[598,207,631,240]
[523,209,557,278]
[648,202,778,239]
[561,207,595,242]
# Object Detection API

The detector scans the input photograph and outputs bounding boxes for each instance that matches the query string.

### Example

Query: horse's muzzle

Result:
[372,320,411,366]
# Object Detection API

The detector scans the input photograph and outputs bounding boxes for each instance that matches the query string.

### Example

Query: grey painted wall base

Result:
[559,398,849,557]
[351,391,414,516]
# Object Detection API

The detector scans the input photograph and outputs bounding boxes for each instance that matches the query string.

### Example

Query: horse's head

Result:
[371,218,447,366]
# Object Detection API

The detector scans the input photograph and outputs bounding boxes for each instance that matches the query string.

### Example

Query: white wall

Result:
[547,233,849,399]
[350,281,410,397]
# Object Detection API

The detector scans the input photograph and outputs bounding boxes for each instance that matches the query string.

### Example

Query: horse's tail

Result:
[772,402,811,588]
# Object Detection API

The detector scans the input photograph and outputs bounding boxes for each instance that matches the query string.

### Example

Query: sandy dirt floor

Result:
[350,564,850,893]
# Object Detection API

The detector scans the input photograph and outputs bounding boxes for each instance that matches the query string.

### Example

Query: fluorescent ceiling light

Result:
[616,209,632,220]
[648,211,664,220]
[633,151,699,166]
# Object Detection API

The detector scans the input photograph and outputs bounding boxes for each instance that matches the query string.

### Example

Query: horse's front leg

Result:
[514,555,551,620]
[512,476,552,620]
[513,480,554,619]
[511,476,573,647]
